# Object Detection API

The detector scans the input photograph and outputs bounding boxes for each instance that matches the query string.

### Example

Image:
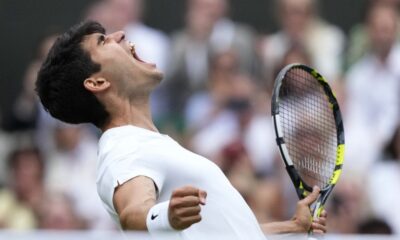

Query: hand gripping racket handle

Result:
[308,199,324,239]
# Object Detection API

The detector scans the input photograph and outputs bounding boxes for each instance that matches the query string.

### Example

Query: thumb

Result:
[198,190,207,205]
[300,186,320,206]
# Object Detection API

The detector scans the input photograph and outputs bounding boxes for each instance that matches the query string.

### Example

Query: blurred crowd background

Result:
[0,0,399,236]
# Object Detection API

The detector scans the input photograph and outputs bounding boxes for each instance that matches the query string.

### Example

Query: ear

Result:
[83,77,110,93]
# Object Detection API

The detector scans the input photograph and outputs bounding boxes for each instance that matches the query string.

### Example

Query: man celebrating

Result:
[36,21,326,239]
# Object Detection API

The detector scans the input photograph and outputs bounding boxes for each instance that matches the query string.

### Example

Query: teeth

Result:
[129,42,135,55]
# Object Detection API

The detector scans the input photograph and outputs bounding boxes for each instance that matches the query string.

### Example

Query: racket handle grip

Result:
[308,202,324,239]
[313,202,323,219]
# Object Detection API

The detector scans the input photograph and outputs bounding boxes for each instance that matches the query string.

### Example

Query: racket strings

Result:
[279,68,337,188]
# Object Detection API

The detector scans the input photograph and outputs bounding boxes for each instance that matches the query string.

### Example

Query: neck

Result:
[101,99,158,133]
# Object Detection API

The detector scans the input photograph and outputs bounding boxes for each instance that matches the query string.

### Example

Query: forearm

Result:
[119,203,152,230]
[260,220,303,235]
[113,176,157,231]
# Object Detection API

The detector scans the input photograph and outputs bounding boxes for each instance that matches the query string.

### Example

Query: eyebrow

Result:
[97,34,105,45]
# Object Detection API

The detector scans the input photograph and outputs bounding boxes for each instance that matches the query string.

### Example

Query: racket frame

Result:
[271,63,345,218]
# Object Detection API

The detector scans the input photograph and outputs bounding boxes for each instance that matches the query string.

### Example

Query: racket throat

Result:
[286,166,308,199]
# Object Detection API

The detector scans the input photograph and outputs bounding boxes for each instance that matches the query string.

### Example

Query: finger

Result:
[311,222,327,233]
[299,186,320,206]
[172,186,200,197]
[171,196,201,209]
[198,190,207,205]
[314,216,327,226]
[319,210,328,218]
[176,206,201,217]
[180,214,202,227]
[172,214,202,230]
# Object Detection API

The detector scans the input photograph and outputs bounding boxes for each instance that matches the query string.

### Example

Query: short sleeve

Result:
[96,136,165,221]
[114,155,164,190]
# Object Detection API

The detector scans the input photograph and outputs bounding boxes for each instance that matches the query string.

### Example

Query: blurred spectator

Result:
[367,124,400,233]
[166,0,215,116]
[207,0,259,74]
[0,132,14,185]
[326,181,365,233]
[189,52,276,176]
[85,0,119,33]
[260,0,345,83]
[357,218,393,234]
[166,0,258,118]
[247,177,286,224]
[44,123,114,229]
[0,189,36,229]
[2,34,58,133]
[344,3,400,178]
[345,0,400,70]
[36,193,86,230]
[0,34,55,184]
[0,32,64,163]
[0,148,45,229]
[219,140,256,199]
[184,51,240,132]
[268,43,313,91]
[278,44,312,69]
[7,148,45,210]
[2,61,41,132]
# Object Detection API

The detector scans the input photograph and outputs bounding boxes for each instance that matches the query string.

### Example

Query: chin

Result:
[151,69,164,83]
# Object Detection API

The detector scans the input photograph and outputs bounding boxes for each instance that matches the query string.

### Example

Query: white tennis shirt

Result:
[97,125,266,239]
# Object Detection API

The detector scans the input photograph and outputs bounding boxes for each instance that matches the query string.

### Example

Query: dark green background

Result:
[0,0,366,112]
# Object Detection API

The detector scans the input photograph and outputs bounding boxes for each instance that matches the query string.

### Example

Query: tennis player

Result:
[36,21,327,239]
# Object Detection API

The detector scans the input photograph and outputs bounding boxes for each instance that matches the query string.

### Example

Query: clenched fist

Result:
[168,186,207,230]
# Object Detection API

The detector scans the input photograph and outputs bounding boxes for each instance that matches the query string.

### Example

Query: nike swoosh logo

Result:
[151,214,158,220]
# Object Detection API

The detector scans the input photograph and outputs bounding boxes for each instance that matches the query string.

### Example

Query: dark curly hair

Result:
[36,21,109,128]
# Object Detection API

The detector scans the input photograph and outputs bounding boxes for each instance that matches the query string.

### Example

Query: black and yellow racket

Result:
[271,63,345,235]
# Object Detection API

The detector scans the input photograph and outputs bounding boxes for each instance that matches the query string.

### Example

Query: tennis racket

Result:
[271,63,345,236]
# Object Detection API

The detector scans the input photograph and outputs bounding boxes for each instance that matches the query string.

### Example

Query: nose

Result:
[107,31,125,43]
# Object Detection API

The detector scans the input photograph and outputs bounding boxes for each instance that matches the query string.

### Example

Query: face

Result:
[280,0,314,39]
[107,0,140,30]
[368,6,398,58]
[191,0,227,20]
[39,195,80,230]
[82,30,163,100]
[55,125,81,151]
[11,152,43,197]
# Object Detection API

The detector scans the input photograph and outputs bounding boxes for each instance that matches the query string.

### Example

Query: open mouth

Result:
[128,41,147,63]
